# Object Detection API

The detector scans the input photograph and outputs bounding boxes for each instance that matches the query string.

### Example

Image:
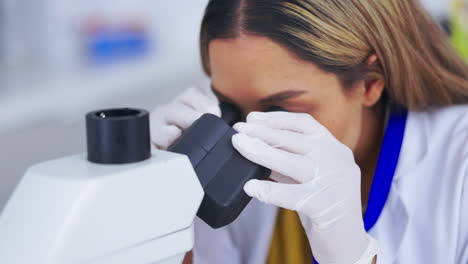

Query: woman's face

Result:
[209,35,374,151]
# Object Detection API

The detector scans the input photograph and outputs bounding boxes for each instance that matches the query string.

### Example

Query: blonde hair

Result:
[200,0,468,110]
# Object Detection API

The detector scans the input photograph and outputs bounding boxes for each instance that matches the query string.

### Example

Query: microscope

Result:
[0,104,276,264]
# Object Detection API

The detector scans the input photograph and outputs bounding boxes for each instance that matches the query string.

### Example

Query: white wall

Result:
[420,0,452,19]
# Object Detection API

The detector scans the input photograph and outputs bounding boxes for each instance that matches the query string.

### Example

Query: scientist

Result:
[151,0,468,263]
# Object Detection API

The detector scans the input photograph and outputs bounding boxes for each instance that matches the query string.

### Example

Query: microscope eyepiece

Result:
[220,102,242,126]
[86,108,151,164]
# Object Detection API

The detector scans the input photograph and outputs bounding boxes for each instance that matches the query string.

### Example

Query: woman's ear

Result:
[362,54,385,107]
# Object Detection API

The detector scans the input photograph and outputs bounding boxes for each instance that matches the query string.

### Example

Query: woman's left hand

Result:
[232,111,378,264]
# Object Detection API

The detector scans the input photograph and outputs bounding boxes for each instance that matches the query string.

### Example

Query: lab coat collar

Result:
[392,110,429,182]
[370,182,409,263]
[370,110,428,262]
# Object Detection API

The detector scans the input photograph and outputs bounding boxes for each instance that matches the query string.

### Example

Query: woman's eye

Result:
[266,105,288,112]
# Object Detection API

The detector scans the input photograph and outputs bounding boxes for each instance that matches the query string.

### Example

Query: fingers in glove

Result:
[270,171,300,184]
[244,179,300,210]
[246,111,324,134]
[176,87,221,117]
[233,122,312,155]
[244,179,324,211]
[232,133,313,183]
[164,103,205,130]
[152,125,182,150]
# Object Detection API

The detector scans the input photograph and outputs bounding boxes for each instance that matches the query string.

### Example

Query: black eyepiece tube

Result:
[220,102,243,126]
[86,108,151,164]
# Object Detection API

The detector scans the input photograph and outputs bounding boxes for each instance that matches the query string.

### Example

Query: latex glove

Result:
[232,111,378,264]
[150,86,221,149]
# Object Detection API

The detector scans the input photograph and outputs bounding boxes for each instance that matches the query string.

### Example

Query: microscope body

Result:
[0,104,281,263]
[0,149,203,264]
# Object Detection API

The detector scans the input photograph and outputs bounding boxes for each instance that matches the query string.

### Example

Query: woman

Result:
[151,0,468,263]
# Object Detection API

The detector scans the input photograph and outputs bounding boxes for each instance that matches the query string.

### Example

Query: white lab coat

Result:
[193,105,468,264]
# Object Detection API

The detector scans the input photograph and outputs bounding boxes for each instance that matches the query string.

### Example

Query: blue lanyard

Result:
[313,108,408,263]
[363,108,407,230]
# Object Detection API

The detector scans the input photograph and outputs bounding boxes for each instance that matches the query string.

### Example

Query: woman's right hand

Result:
[150,86,221,150]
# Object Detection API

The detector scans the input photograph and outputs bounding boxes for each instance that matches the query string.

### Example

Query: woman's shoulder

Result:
[409,104,468,137]
[406,105,468,263]
[380,105,468,264]
[398,104,468,181]
[407,105,468,154]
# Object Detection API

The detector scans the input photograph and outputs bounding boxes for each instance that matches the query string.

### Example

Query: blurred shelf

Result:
[0,51,203,133]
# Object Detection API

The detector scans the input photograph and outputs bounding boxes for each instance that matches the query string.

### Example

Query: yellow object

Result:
[452,0,468,60]
[267,209,312,264]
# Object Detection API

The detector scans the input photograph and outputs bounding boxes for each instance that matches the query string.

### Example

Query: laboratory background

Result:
[0,0,466,213]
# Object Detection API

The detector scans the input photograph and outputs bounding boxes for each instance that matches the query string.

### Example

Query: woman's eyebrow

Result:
[211,84,306,104]
[259,90,306,104]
